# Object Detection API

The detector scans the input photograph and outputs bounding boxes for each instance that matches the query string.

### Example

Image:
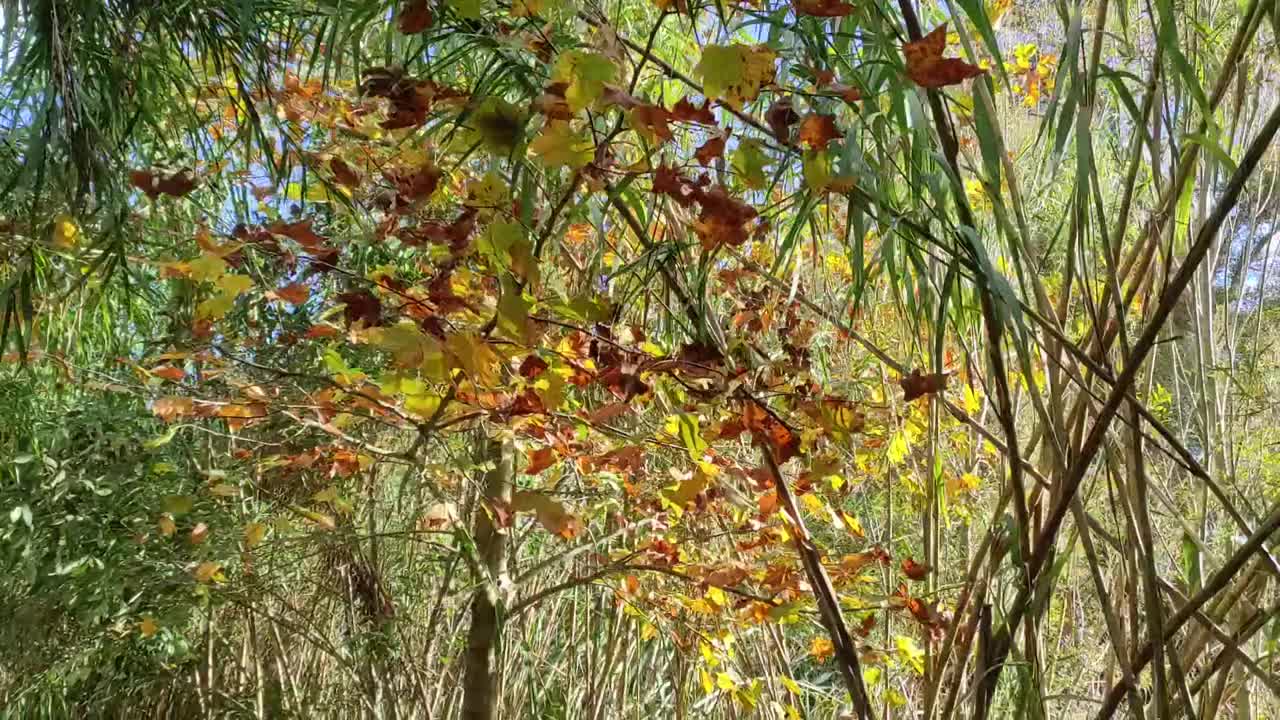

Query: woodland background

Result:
[1,0,1280,718]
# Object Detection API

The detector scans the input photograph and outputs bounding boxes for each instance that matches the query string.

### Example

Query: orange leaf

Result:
[810,636,835,662]
[525,447,557,475]
[902,24,985,88]
[273,282,311,306]
[841,547,892,575]
[190,522,209,545]
[797,113,841,149]
[758,489,779,516]
[305,324,341,339]
[152,396,194,422]
[512,490,580,539]
[826,80,862,103]
[151,365,186,382]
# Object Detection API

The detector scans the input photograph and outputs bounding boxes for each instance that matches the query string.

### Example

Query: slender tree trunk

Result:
[462,438,513,720]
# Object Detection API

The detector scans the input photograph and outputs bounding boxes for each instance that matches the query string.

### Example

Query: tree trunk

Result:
[462,438,513,720]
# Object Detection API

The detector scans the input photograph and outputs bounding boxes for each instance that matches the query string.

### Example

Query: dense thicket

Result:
[2,0,1280,718]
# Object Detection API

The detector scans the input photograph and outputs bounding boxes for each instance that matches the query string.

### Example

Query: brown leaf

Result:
[338,289,383,328]
[903,24,985,89]
[519,354,549,378]
[631,104,675,143]
[704,565,749,588]
[900,369,949,402]
[269,219,328,250]
[597,364,650,401]
[797,113,841,149]
[902,556,931,581]
[765,99,799,142]
[671,97,717,125]
[130,168,198,199]
[694,132,728,166]
[857,614,876,636]
[691,186,757,251]
[743,402,801,462]
[397,0,433,33]
[586,401,631,426]
[793,0,855,16]
[758,489,779,516]
[592,445,645,474]
[330,157,361,188]
[385,162,442,202]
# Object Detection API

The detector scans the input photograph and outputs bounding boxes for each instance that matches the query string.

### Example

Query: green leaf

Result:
[144,426,179,449]
[552,50,616,112]
[1182,532,1202,592]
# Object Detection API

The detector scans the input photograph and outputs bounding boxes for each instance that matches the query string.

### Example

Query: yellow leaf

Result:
[700,668,714,695]
[896,635,925,675]
[216,274,254,295]
[162,494,194,515]
[404,391,442,417]
[244,522,267,548]
[446,333,500,386]
[716,672,737,691]
[888,431,909,464]
[809,636,834,662]
[800,493,825,515]
[367,320,440,369]
[694,44,777,109]
[188,253,228,282]
[841,512,865,538]
[705,585,727,608]
[779,676,801,695]
[802,149,832,192]
[640,623,658,641]
[52,214,80,249]
[466,171,509,208]
[530,121,593,169]
[139,616,158,638]
[470,98,525,154]
[551,50,616,111]
[964,383,983,414]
